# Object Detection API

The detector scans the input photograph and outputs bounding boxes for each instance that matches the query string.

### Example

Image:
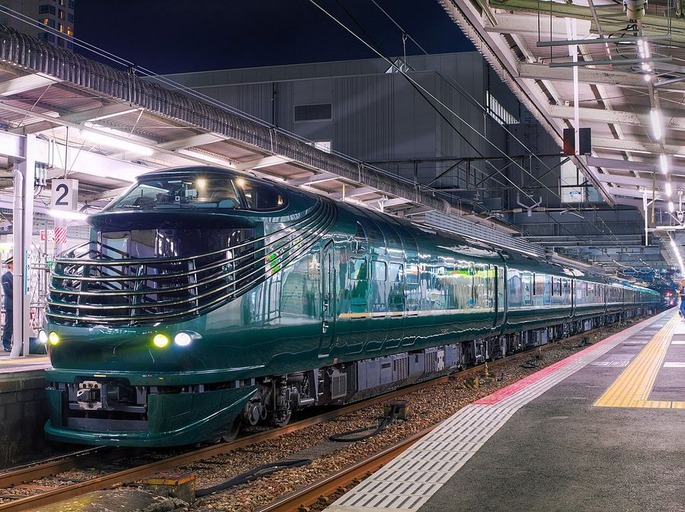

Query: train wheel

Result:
[221,419,241,442]
[271,409,292,427]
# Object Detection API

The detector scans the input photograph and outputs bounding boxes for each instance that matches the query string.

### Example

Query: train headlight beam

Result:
[153,334,170,348]
[48,331,60,345]
[174,331,202,347]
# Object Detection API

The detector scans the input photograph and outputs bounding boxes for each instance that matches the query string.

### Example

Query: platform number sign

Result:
[51,179,78,211]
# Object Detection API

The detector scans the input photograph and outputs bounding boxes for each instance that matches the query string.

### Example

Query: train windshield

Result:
[106,174,286,211]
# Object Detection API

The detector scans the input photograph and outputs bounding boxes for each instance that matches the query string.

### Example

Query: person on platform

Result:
[1,257,12,351]
[679,279,685,320]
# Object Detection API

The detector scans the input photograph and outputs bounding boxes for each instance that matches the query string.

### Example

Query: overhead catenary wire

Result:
[0,2,632,267]
[314,0,592,216]
[315,0,629,252]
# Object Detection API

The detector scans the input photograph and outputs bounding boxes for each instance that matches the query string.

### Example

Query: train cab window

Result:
[107,174,243,210]
[236,179,285,210]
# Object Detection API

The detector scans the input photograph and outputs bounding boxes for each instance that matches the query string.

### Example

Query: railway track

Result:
[0,325,616,511]
[257,426,433,512]
[0,375,454,511]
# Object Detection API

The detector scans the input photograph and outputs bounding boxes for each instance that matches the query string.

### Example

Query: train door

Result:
[494,264,506,330]
[319,242,336,358]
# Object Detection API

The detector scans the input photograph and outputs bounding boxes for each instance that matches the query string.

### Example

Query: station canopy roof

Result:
[0,4,680,288]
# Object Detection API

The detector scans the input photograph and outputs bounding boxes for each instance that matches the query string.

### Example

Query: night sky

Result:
[74,0,474,74]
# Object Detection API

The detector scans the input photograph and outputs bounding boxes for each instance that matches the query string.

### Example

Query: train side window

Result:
[348,258,367,280]
[520,272,532,306]
[353,223,368,254]
[387,263,405,311]
[507,270,522,308]
[388,263,403,282]
[371,261,387,281]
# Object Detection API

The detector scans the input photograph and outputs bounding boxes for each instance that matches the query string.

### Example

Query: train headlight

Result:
[152,333,170,348]
[173,331,201,347]
[48,331,60,346]
[38,329,49,344]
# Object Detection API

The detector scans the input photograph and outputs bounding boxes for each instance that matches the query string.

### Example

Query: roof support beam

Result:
[234,155,293,171]
[0,73,60,96]
[519,62,660,89]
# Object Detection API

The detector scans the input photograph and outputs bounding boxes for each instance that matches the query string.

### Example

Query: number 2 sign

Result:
[51,179,79,211]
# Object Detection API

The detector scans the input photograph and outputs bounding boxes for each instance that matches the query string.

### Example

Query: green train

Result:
[41,166,660,447]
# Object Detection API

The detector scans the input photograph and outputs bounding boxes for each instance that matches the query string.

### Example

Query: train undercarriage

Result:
[46,308,655,446]
[238,309,650,432]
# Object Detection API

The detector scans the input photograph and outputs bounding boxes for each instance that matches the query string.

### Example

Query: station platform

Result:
[327,309,683,512]
[0,350,50,377]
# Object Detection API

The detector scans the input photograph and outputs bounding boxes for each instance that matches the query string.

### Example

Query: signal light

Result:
[174,332,192,347]
[153,334,170,348]
[174,330,202,347]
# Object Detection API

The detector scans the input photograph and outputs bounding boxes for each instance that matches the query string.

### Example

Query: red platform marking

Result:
[473,326,638,405]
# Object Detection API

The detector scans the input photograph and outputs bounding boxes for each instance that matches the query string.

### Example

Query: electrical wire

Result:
[0,2,641,274]
[313,0,628,255]
[311,0,588,214]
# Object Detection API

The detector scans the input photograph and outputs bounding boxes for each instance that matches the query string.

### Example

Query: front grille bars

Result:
[46,200,337,326]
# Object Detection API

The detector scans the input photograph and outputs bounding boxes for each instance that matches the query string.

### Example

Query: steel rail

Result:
[257,426,435,512]
[0,377,448,511]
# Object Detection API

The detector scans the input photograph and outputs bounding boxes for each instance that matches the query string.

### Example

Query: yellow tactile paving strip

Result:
[595,315,683,409]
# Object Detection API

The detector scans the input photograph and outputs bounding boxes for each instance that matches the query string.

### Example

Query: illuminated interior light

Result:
[665,182,672,197]
[660,154,669,175]
[196,178,207,190]
[153,333,170,348]
[669,200,675,212]
[637,39,651,59]
[48,331,60,345]
[650,109,663,141]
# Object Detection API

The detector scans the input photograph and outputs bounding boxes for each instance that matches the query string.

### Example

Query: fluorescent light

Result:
[637,39,651,59]
[665,181,672,197]
[650,109,662,140]
[669,200,675,212]
[660,153,669,174]
[48,209,88,222]
[177,148,236,168]
[80,128,155,156]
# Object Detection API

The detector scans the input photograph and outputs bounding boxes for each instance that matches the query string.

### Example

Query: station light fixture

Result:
[650,109,663,141]
[48,209,88,222]
[660,154,669,175]
[80,125,155,156]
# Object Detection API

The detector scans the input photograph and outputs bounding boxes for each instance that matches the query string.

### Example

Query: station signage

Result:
[51,179,79,211]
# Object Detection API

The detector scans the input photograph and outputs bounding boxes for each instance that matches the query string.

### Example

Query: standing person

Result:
[679,279,685,320]
[1,257,12,351]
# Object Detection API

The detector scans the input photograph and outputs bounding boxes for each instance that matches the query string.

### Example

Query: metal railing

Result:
[46,200,336,327]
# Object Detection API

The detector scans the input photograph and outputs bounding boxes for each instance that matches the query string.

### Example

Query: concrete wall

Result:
[0,372,64,468]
